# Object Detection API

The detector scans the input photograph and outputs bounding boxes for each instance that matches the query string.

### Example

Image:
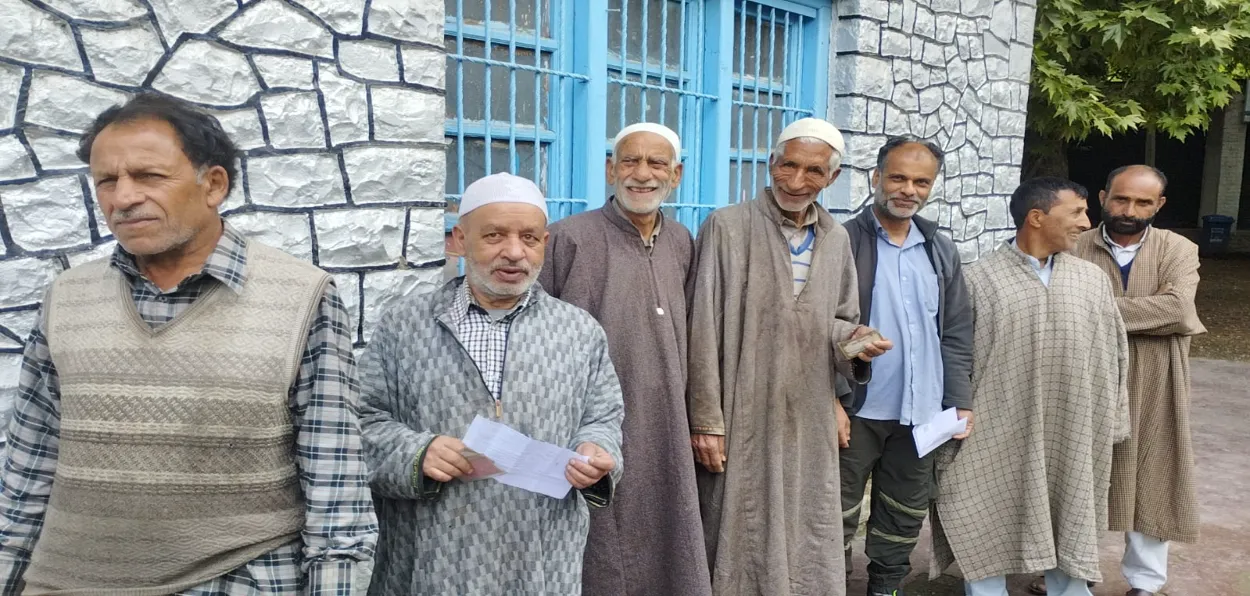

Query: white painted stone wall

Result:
[0,0,447,396]
[828,0,1035,263]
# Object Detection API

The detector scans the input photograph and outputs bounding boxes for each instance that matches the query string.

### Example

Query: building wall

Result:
[828,0,1035,262]
[0,0,1040,396]
[0,0,448,395]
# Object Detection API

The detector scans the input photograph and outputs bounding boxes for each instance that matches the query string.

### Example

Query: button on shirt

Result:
[448,279,533,400]
[857,216,944,426]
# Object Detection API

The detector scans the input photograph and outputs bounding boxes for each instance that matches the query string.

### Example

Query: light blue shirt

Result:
[1011,239,1055,287]
[857,214,945,426]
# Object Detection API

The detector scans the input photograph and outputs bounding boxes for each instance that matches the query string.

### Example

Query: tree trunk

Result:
[1022,127,1070,179]
[1144,127,1157,166]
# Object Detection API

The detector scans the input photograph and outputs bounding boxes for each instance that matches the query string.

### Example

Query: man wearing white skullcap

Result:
[540,124,712,596]
[688,117,894,596]
[359,172,624,594]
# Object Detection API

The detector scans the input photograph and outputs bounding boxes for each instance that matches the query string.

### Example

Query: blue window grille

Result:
[729,0,827,206]
[606,0,716,232]
[444,0,592,221]
[445,0,832,235]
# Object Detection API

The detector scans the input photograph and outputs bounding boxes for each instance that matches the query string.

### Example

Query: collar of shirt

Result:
[1010,238,1054,274]
[449,277,535,327]
[871,209,926,250]
[610,196,662,247]
[109,222,249,295]
[1105,222,1150,251]
[779,201,820,246]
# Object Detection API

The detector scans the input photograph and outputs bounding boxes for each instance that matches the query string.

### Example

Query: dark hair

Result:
[1009,177,1088,228]
[77,92,240,194]
[875,136,945,174]
[1104,164,1168,194]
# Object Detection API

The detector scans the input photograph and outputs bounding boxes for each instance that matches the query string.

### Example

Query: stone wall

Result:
[828,0,1035,262]
[0,0,448,395]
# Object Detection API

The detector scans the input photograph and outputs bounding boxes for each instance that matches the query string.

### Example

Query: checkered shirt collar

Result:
[449,277,536,326]
[109,221,250,294]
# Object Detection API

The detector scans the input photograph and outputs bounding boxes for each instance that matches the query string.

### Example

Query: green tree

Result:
[1025,0,1250,177]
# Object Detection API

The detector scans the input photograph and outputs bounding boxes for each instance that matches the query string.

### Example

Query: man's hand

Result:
[567,442,616,489]
[850,326,894,362]
[691,433,726,473]
[835,403,851,449]
[422,436,474,482]
[952,409,974,440]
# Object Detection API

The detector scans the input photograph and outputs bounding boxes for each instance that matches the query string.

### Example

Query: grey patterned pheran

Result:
[358,278,624,595]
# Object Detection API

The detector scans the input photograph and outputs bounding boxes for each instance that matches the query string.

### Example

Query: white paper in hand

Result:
[461,415,590,499]
[912,407,968,458]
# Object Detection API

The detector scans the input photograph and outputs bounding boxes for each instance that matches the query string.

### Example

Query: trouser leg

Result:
[1122,531,1169,592]
[1043,568,1094,596]
[863,421,933,593]
[840,416,886,553]
[963,575,1008,596]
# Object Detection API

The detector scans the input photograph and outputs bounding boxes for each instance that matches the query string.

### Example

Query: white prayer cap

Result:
[613,123,682,161]
[458,172,548,220]
[775,117,845,156]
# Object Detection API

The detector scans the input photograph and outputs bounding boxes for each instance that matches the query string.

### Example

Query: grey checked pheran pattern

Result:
[930,242,1129,583]
[358,278,623,595]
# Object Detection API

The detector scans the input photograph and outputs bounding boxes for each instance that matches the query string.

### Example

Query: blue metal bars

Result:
[444,0,590,219]
[729,0,819,207]
[444,0,832,232]
[606,0,716,233]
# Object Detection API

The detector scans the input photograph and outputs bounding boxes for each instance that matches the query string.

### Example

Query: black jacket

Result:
[839,208,974,415]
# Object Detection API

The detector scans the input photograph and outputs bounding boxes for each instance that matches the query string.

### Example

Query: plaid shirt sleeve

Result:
[0,309,60,594]
[292,282,379,595]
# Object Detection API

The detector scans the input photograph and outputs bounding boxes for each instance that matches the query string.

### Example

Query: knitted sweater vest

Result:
[27,243,330,595]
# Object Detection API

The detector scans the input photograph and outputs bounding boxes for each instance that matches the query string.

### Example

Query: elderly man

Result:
[359,172,624,595]
[689,117,893,596]
[540,123,711,596]
[930,177,1129,596]
[1066,165,1203,596]
[840,137,973,596]
[0,93,377,593]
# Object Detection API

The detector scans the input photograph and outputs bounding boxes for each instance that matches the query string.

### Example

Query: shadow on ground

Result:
[845,359,1250,596]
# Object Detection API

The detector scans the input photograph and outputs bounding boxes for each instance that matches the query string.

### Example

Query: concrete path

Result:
[846,358,1250,596]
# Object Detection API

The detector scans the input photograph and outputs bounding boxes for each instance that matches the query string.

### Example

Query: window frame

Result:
[443,0,833,232]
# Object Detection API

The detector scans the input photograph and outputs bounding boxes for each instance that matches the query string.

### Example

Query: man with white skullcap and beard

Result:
[540,123,713,596]
[358,172,624,595]
[688,117,894,596]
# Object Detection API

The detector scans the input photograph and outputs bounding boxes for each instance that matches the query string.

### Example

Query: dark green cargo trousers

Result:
[840,416,935,594]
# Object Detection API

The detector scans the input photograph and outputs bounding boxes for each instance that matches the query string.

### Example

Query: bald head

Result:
[1104,164,1167,195]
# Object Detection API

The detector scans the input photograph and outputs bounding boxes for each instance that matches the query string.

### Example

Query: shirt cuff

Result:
[304,559,357,596]
[579,475,613,508]
[411,439,446,500]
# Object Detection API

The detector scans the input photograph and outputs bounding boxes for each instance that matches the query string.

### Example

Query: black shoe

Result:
[868,590,903,596]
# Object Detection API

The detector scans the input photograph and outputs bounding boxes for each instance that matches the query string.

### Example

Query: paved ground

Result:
[1190,256,1250,362]
[846,358,1250,596]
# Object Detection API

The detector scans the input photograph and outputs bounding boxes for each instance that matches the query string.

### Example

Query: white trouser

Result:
[1123,531,1169,592]
[964,569,1092,596]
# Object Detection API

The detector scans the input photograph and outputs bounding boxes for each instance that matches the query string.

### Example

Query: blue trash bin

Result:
[1200,214,1236,254]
